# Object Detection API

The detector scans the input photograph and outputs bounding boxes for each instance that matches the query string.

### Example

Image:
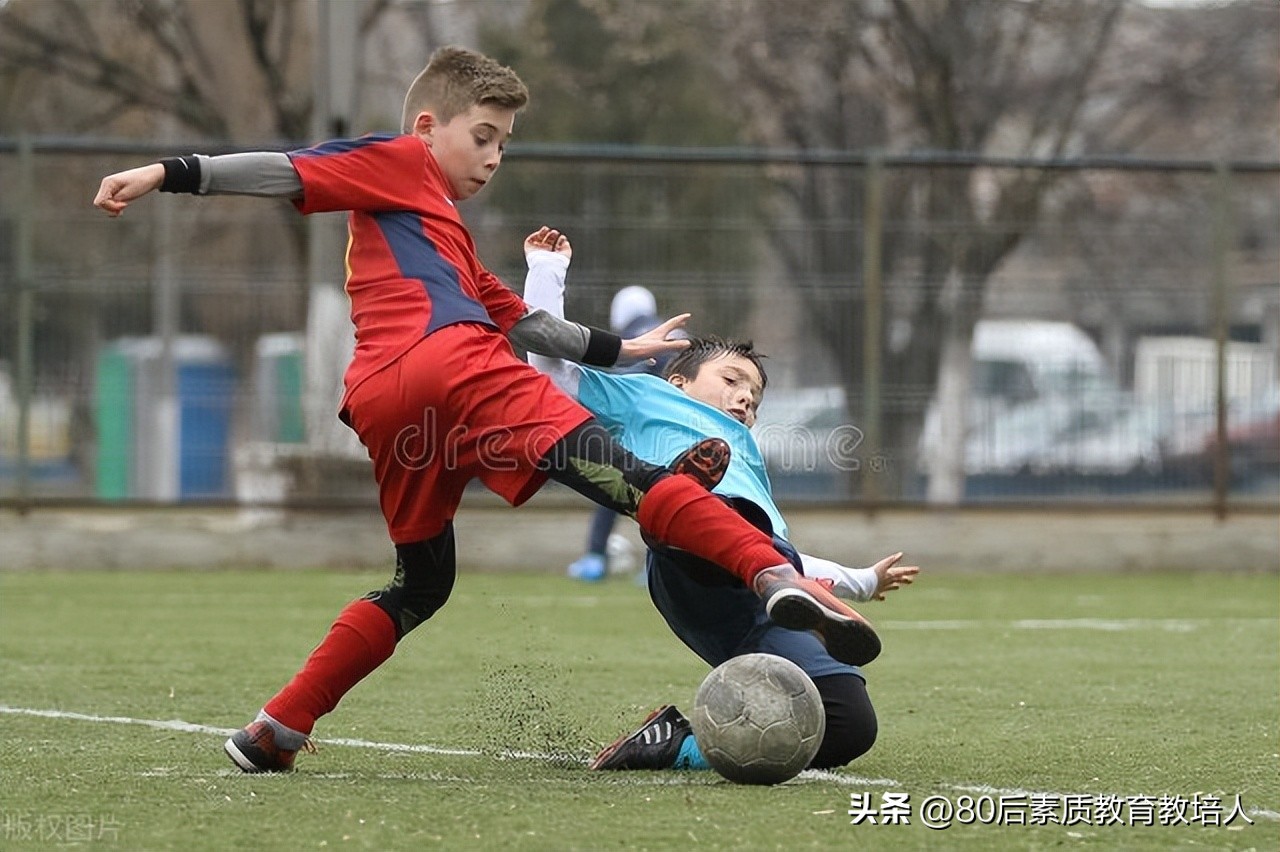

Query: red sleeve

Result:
[474,266,529,334]
[287,134,427,214]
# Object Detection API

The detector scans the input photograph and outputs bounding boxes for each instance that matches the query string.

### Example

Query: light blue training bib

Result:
[576,370,788,541]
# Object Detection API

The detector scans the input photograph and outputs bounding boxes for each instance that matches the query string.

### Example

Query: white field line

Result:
[3,704,1276,823]
[0,705,481,758]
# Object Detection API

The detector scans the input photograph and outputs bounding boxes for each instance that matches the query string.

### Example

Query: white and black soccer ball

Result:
[688,653,825,785]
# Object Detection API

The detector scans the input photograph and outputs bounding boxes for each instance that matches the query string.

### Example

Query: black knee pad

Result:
[809,673,878,769]
[365,524,457,640]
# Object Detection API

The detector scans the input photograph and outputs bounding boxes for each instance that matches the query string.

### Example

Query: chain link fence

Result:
[2,138,1277,511]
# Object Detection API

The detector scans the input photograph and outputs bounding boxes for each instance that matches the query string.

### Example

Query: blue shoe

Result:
[568,553,607,582]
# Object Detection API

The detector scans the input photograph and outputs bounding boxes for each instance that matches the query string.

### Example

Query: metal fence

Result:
[2,137,1277,511]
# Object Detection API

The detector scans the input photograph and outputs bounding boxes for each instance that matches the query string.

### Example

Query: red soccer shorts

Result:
[340,323,593,543]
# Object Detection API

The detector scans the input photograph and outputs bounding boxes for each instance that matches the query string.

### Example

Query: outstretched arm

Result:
[799,551,919,602]
[95,152,302,216]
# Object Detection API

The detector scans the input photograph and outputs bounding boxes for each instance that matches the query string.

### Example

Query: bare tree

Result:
[0,0,325,344]
[1053,0,1280,381]
[1080,0,1280,160]
[0,0,315,139]
[707,0,1129,500]
[0,0,424,343]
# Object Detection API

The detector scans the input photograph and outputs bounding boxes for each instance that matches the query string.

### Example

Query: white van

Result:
[922,320,1163,476]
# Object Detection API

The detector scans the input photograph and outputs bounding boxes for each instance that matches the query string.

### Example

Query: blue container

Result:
[178,359,236,498]
[95,336,237,500]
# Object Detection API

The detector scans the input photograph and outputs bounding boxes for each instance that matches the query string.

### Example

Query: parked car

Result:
[757,322,1258,495]
[920,320,1165,477]
[1162,386,1280,482]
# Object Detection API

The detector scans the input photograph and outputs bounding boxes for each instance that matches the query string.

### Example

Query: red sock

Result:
[263,599,397,735]
[637,475,785,587]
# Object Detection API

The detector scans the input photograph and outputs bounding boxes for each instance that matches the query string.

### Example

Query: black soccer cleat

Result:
[224,719,315,773]
[589,705,692,771]
[669,437,731,492]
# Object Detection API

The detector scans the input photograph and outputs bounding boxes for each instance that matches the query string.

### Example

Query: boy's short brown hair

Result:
[665,337,769,390]
[401,46,529,132]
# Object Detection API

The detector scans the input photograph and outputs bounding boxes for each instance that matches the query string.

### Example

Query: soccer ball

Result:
[688,653,825,785]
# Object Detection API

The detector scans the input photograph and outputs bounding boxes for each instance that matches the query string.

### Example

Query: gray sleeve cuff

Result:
[199,152,302,198]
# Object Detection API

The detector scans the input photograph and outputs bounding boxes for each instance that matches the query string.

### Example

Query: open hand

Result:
[867,552,919,601]
[618,313,691,365]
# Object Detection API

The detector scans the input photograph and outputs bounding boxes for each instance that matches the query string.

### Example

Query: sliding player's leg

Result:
[593,549,877,772]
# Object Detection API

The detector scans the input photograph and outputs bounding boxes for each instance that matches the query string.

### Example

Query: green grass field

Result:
[1,567,1276,850]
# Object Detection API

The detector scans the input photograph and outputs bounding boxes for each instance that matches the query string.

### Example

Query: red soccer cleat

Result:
[754,566,881,666]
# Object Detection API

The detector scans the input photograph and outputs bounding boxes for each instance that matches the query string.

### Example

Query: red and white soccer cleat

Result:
[754,566,881,666]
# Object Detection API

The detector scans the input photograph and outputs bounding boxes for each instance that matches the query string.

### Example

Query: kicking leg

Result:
[539,422,783,587]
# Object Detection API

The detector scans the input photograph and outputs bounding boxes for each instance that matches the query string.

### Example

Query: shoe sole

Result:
[766,589,882,666]
[588,705,671,770]
[224,736,265,773]
[672,439,730,491]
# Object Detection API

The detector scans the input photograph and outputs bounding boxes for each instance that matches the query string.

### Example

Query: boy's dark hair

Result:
[401,46,529,131]
[664,337,768,389]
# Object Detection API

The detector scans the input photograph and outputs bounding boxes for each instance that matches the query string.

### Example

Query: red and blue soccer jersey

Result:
[287,133,528,399]
[285,133,590,542]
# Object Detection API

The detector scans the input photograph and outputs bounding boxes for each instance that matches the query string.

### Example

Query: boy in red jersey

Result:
[94,46,877,773]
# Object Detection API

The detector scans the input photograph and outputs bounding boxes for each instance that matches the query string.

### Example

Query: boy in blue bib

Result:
[522,227,919,772]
